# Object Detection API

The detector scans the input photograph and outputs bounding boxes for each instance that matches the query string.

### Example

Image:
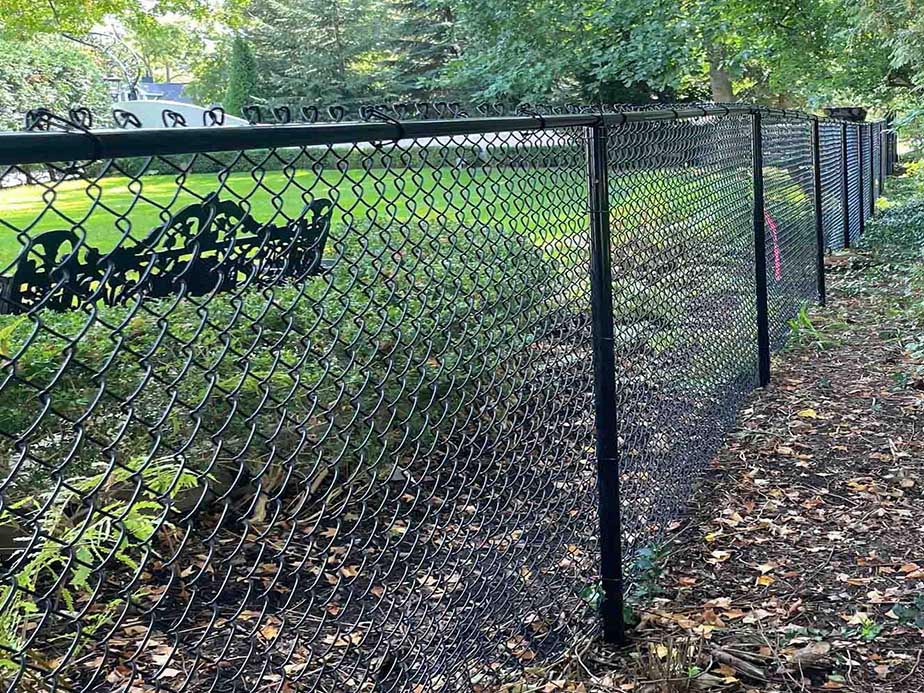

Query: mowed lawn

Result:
[0,165,741,267]
[0,167,585,263]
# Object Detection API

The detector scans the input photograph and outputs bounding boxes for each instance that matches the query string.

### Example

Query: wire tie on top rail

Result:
[518,107,547,130]
[203,106,226,127]
[591,101,606,128]
[24,108,104,170]
[113,109,142,129]
[365,107,407,142]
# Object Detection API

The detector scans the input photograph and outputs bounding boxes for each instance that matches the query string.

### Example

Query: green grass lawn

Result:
[0,165,743,266]
[0,167,586,263]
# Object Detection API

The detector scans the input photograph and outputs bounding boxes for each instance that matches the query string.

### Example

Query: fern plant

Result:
[0,457,199,673]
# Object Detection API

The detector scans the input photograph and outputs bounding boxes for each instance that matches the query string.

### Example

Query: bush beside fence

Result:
[0,105,894,691]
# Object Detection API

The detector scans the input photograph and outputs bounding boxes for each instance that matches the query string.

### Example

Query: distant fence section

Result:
[0,104,894,691]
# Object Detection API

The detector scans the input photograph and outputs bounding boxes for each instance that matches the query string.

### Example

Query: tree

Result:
[247,0,399,104]
[0,0,244,37]
[187,40,233,106]
[688,0,845,104]
[224,36,259,116]
[0,35,110,130]
[392,0,458,98]
[128,16,202,82]
[3,0,913,115]
[440,0,697,102]
[857,0,924,85]
[440,0,898,108]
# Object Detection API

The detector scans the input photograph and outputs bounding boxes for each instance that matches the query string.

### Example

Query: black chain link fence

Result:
[606,113,756,579]
[762,114,818,347]
[819,121,846,251]
[0,105,891,691]
[846,126,863,246]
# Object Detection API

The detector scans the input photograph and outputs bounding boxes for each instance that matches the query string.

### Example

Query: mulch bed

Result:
[516,248,924,691]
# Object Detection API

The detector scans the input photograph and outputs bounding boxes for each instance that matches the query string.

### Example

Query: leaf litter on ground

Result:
[512,171,924,692]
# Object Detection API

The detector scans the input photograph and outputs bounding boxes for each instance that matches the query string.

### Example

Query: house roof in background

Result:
[139,78,191,104]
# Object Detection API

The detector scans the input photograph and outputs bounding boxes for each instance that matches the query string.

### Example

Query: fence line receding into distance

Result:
[0,104,894,692]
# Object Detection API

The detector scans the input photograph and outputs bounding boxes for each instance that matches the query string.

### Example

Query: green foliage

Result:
[441,0,694,102]
[0,0,245,37]
[0,0,922,115]
[579,581,603,609]
[856,0,924,94]
[696,0,851,105]
[0,222,555,496]
[630,545,667,602]
[858,618,883,642]
[247,0,399,104]
[187,39,233,106]
[436,0,884,104]
[0,35,110,131]
[788,306,846,350]
[894,111,924,156]
[392,0,457,97]
[618,544,668,628]
[127,15,204,82]
[0,458,197,666]
[894,594,924,628]
[0,0,129,35]
[861,162,924,259]
[224,35,259,117]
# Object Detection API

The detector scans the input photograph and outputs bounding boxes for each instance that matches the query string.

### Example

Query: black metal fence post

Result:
[751,111,771,387]
[893,130,899,171]
[887,130,892,175]
[840,123,850,249]
[895,130,899,170]
[885,129,892,175]
[586,122,626,645]
[811,119,826,306]
[894,131,899,171]
[885,128,891,180]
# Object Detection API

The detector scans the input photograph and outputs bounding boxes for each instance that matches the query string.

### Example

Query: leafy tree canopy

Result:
[0,0,245,37]
[2,0,923,119]
[0,34,110,130]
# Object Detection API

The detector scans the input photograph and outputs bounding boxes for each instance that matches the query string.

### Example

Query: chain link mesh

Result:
[0,126,603,691]
[605,114,757,575]
[873,123,882,203]
[819,122,845,251]
[761,115,817,347]
[861,125,873,220]
[0,108,891,691]
[846,126,862,244]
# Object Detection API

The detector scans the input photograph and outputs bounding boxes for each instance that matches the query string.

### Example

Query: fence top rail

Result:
[0,104,884,166]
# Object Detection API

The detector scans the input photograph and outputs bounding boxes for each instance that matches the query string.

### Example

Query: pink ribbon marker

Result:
[764,209,782,281]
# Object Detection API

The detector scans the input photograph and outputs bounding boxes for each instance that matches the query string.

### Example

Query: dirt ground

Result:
[512,237,924,691]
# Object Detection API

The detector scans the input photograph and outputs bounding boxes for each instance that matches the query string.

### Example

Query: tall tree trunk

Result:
[708,52,734,103]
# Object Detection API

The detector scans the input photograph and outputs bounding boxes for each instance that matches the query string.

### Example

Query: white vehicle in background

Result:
[111,100,249,128]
